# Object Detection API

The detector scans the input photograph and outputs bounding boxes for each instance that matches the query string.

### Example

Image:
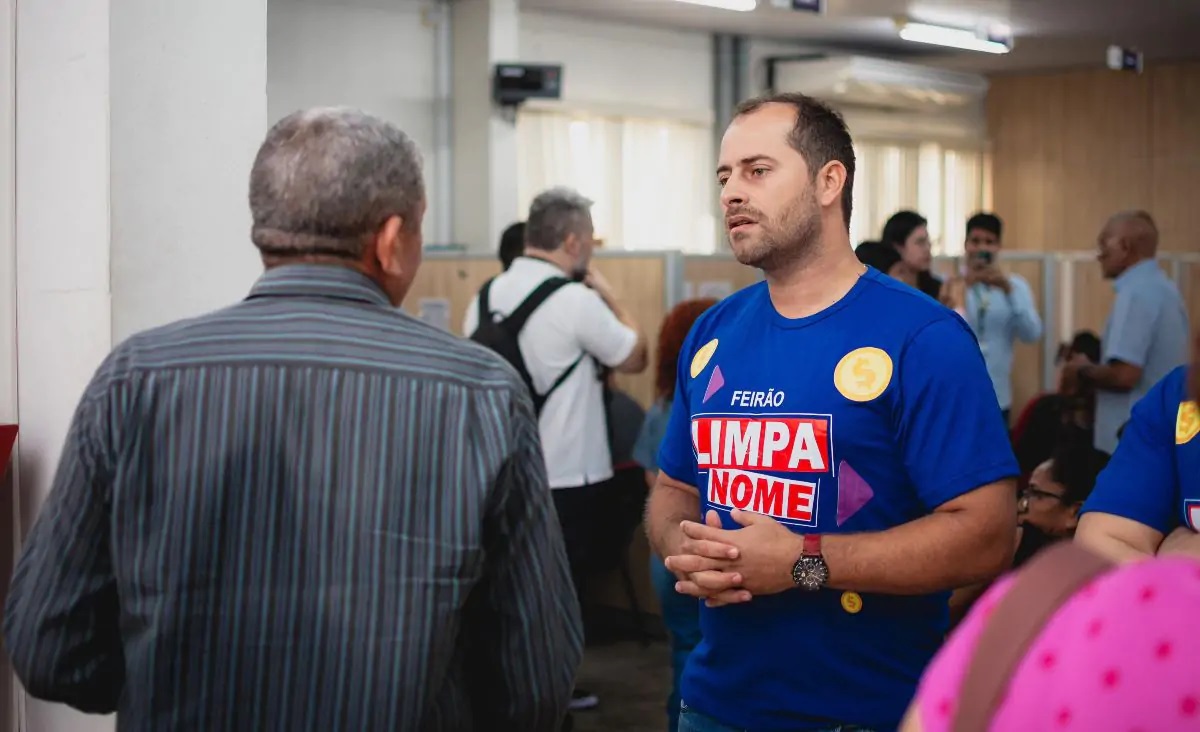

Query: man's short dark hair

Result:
[733,93,855,231]
[966,212,1003,240]
[499,221,525,271]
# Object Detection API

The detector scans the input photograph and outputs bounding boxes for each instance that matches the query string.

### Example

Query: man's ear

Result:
[562,231,579,257]
[374,215,405,275]
[818,161,847,209]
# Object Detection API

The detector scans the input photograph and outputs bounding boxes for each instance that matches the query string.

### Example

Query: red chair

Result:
[0,424,15,476]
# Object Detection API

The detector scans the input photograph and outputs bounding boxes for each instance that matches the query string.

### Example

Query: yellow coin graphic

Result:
[833,347,893,402]
[841,591,863,614]
[690,339,719,379]
[1177,401,1200,445]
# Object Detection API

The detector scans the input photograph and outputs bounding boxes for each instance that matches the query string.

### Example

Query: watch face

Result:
[792,555,829,591]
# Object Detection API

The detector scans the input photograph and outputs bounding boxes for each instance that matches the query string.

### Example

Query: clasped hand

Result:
[664,508,801,608]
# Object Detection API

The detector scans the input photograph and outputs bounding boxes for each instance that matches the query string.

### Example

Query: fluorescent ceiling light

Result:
[898,20,1011,54]
[672,0,757,11]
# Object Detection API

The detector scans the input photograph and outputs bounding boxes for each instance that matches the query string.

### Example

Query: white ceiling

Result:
[518,0,1200,73]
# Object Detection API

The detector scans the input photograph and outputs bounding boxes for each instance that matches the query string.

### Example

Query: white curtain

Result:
[517,109,716,253]
[849,140,991,256]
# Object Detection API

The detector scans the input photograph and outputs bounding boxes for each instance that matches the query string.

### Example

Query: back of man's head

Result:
[249,107,425,262]
[525,187,593,252]
[499,222,525,270]
[1110,210,1159,257]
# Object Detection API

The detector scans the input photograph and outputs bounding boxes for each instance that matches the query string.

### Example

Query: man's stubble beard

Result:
[729,190,823,274]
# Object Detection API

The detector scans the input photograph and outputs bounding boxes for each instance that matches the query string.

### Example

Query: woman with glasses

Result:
[1014,443,1110,566]
[950,441,1109,624]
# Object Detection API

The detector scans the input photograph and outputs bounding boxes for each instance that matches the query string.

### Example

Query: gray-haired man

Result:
[464,187,649,711]
[5,108,582,731]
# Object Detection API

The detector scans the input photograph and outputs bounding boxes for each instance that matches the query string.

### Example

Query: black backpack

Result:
[470,276,585,416]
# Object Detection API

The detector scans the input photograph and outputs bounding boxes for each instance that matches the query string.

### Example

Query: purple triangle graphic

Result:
[702,365,725,404]
[837,460,874,526]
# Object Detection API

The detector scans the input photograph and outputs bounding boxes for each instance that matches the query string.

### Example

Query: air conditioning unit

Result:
[771,55,989,113]
[770,55,989,143]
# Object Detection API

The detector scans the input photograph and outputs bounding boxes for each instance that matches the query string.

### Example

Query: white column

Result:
[11,1,267,730]
[14,2,114,726]
[0,1,15,730]
[0,0,13,428]
[109,0,267,340]
[451,0,520,252]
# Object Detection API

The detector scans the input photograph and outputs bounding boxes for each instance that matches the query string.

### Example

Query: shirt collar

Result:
[1114,258,1159,292]
[246,264,392,307]
[510,255,571,278]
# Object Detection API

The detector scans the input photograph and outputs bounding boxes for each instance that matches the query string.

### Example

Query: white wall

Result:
[520,11,713,123]
[265,2,715,246]
[110,0,267,341]
[268,0,442,237]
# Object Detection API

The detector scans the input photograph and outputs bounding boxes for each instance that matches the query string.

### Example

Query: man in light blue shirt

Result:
[1064,211,1189,455]
[951,213,1043,422]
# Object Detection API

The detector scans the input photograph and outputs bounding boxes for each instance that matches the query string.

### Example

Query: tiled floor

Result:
[571,639,672,732]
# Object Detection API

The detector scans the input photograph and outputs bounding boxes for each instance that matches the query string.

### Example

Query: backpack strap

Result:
[500,277,580,416]
[501,277,573,334]
[477,277,495,324]
[952,542,1115,732]
[532,352,586,415]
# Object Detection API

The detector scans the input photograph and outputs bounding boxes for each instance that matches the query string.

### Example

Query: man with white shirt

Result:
[463,187,648,712]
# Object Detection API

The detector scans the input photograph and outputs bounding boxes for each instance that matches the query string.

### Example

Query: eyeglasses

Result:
[1019,487,1067,509]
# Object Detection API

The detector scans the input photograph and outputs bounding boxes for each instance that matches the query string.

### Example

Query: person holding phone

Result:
[943,213,1042,424]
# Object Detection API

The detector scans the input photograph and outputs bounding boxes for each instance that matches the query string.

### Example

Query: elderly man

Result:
[4,109,582,731]
[1063,211,1189,454]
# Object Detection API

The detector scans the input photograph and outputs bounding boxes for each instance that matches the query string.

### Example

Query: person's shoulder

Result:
[1150,364,1189,404]
[1129,364,1189,430]
[389,312,533,390]
[689,281,762,331]
[121,299,529,397]
[856,269,965,335]
[1008,271,1034,291]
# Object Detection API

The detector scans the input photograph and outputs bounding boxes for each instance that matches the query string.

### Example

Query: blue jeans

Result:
[651,556,701,732]
[678,704,878,732]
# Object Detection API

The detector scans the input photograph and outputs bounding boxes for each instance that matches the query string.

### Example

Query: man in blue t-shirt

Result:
[645,92,1019,732]
[1076,330,1200,561]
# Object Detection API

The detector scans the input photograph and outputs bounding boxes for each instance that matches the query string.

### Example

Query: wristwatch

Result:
[791,534,829,591]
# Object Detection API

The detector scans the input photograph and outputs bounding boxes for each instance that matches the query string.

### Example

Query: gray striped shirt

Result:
[5,264,583,731]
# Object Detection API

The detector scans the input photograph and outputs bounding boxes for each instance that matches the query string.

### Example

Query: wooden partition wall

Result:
[1006,258,1047,418]
[401,255,500,334]
[682,255,761,301]
[1063,256,1200,345]
[988,62,1200,254]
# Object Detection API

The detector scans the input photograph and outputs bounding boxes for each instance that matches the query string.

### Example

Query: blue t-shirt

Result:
[1081,366,1200,533]
[656,268,1018,731]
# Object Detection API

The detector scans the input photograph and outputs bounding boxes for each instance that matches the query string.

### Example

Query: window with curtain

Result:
[516,109,717,254]
[849,141,992,256]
